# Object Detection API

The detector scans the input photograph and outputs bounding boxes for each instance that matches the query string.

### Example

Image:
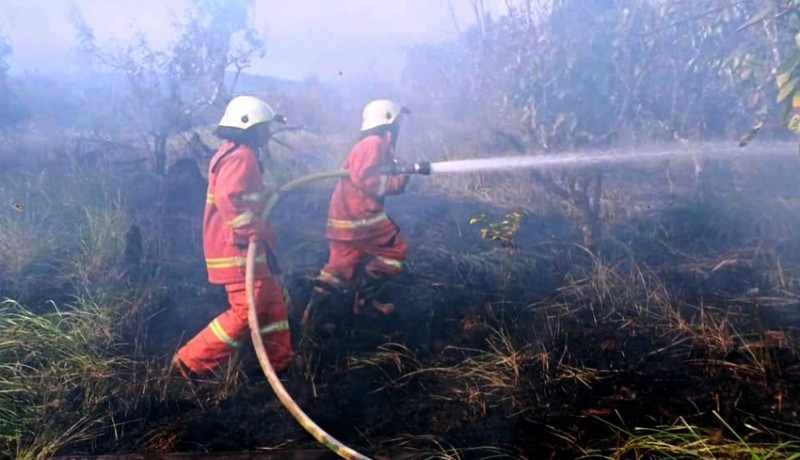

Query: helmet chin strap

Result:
[388,124,400,150]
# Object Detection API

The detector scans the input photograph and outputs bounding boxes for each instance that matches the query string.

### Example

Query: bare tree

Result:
[72,0,264,175]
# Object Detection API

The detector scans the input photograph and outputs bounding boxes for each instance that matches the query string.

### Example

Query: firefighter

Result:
[302,99,411,329]
[171,95,292,379]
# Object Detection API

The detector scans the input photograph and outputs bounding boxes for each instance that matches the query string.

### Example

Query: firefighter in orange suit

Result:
[302,99,411,328]
[171,95,292,378]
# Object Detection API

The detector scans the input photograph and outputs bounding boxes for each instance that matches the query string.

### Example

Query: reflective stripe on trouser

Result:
[176,277,292,374]
[320,231,408,284]
[206,254,266,270]
[367,255,404,277]
[327,212,390,230]
[318,270,347,290]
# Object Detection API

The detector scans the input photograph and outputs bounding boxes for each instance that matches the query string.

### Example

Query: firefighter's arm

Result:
[383,159,410,196]
[214,153,269,246]
[350,139,402,197]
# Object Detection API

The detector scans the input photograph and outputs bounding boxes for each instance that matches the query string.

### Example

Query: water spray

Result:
[414,143,795,175]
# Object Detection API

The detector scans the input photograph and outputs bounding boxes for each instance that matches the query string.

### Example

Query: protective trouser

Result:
[176,276,292,374]
[320,232,407,285]
[307,232,407,321]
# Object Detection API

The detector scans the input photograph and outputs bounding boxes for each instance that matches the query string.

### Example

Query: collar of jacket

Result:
[210,143,264,174]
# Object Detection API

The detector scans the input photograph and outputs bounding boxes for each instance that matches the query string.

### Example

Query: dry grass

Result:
[0,298,137,459]
[347,342,427,388]
[384,434,527,460]
[204,356,247,404]
[350,324,535,417]
[4,118,800,458]
[0,159,135,300]
[70,200,130,289]
[584,412,800,460]
[0,169,62,297]
[137,419,185,453]
[0,155,168,458]
[528,239,800,403]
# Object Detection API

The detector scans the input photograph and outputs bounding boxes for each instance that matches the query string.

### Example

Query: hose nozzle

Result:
[388,161,431,175]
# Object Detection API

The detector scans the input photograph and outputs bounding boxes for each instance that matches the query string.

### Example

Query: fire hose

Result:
[245,162,430,459]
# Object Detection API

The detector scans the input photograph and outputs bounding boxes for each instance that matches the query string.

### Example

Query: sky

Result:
[1,0,507,81]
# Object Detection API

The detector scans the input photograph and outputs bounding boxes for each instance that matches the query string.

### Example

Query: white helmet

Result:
[218,95,285,130]
[361,99,409,132]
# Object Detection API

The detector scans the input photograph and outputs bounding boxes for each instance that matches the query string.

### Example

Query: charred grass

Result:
[3,147,800,458]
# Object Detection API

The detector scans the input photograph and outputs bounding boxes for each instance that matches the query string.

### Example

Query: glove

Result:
[234,220,277,250]
[396,174,411,194]
[382,159,401,175]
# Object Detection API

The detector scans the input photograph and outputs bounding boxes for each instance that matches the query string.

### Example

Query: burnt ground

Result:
[71,152,800,458]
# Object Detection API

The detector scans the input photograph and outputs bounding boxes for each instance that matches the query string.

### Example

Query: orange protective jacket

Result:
[203,142,275,284]
[326,133,409,242]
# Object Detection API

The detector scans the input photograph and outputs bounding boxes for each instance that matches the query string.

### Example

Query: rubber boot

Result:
[354,272,396,317]
[301,280,339,331]
[168,354,207,384]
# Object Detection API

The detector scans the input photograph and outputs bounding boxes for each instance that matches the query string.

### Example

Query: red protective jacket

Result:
[203,142,275,284]
[326,133,409,242]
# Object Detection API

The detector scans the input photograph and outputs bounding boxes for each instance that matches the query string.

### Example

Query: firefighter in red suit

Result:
[302,99,411,328]
[171,95,292,379]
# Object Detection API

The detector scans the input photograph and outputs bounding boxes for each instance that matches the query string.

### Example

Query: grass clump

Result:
[585,412,800,460]
[0,297,138,459]
[385,434,527,459]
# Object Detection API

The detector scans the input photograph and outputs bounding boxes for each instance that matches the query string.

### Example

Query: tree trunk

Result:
[154,135,167,176]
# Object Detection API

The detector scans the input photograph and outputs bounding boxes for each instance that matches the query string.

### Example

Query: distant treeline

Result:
[404,0,800,149]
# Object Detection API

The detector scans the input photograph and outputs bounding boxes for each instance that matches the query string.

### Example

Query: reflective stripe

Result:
[327,212,389,229]
[377,175,388,196]
[375,256,403,269]
[209,319,241,348]
[259,320,289,335]
[228,210,255,229]
[206,254,266,269]
[208,193,261,205]
[319,270,346,288]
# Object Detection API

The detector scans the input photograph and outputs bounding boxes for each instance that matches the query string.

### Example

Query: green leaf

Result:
[788,114,800,133]
[778,77,798,103]
[777,50,800,77]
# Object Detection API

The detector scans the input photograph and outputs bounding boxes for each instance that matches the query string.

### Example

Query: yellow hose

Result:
[245,169,372,460]
[262,169,350,219]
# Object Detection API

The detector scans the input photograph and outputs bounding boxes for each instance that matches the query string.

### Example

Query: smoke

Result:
[427,144,796,175]
[3,0,506,81]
